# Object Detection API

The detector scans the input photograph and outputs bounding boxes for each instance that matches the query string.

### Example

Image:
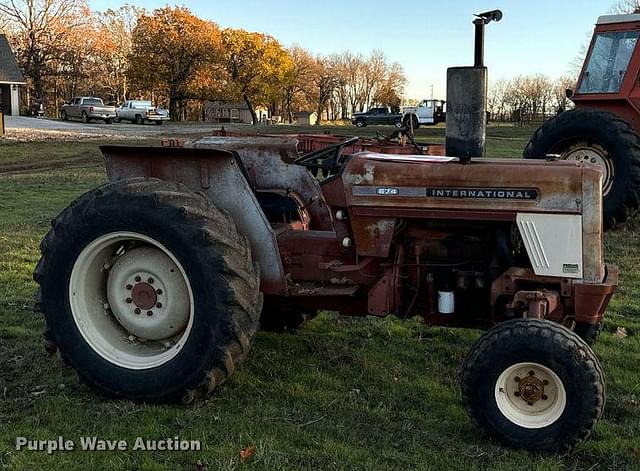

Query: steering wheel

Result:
[294,137,360,177]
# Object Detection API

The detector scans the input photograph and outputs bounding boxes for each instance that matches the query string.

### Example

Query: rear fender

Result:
[100,145,287,294]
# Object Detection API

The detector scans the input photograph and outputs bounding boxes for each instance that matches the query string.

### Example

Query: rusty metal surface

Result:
[190,136,333,230]
[508,290,560,319]
[98,139,616,332]
[100,145,287,294]
[343,152,586,215]
[573,264,618,325]
[210,128,446,156]
[349,216,397,257]
[581,164,605,282]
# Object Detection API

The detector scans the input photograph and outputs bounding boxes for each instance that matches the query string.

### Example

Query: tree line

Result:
[1,0,584,125]
[488,75,576,124]
[0,1,407,123]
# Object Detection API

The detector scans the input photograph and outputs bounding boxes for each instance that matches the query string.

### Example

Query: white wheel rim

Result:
[494,362,567,429]
[69,232,194,370]
[563,143,614,196]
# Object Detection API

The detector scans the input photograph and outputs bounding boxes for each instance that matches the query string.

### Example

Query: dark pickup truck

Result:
[351,107,402,127]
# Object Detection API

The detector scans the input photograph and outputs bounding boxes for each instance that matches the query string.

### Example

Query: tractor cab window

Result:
[578,31,640,94]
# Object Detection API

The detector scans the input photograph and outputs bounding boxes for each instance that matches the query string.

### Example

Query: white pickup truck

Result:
[116,100,170,125]
[402,99,446,129]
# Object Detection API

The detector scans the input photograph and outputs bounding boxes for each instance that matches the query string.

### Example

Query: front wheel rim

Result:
[69,232,195,370]
[562,142,614,196]
[494,362,567,429]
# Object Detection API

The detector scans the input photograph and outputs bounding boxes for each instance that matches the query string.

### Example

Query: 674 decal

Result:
[376,187,399,195]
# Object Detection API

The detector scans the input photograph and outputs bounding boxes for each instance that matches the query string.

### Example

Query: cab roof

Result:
[597,14,640,25]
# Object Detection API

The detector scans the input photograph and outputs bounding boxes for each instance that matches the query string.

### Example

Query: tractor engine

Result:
[399,220,524,325]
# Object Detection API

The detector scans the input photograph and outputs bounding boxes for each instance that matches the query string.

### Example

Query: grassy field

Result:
[0,124,638,470]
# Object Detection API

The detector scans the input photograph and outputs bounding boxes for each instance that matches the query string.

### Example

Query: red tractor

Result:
[525,13,640,228]
[34,11,617,452]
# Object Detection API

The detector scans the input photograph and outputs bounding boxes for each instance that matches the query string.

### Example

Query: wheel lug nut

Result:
[157,289,163,295]
[126,298,132,304]
[126,284,132,290]
[514,391,520,397]
[542,379,549,385]
[147,311,153,316]
[135,276,141,282]
[134,308,141,315]
[529,370,535,376]
[541,394,548,400]
[148,277,154,284]
[514,376,520,383]
[156,302,162,308]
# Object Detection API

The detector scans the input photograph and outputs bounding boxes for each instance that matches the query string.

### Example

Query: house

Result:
[0,34,25,116]
[295,111,318,126]
[203,101,269,124]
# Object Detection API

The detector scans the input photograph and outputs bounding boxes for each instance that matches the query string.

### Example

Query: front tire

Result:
[61,110,68,121]
[135,114,144,125]
[461,319,604,451]
[524,108,640,228]
[81,111,89,123]
[355,119,366,128]
[34,179,262,403]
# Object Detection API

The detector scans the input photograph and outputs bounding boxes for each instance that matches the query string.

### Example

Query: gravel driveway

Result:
[3,116,221,140]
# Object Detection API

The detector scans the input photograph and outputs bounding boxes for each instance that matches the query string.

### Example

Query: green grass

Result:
[0,125,639,470]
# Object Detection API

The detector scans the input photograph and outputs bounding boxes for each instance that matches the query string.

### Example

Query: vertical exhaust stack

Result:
[445,10,503,162]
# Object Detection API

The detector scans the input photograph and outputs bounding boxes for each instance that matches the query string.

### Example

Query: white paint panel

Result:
[10,86,19,116]
[516,213,583,279]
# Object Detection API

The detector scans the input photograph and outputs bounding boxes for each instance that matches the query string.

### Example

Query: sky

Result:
[88,0,619,99]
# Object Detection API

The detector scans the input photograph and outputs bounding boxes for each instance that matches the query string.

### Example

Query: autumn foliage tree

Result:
[221,29,293,124]
[311,55,340,125]
[281,46,316,122]
[128,6,223,120]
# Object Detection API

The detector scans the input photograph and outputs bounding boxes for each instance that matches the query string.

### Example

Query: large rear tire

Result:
[34,178,262,403]
[461,319,605,451]
[524,108,640,228]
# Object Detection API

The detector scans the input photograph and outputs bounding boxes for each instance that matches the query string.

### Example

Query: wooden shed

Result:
[295,111,318,126]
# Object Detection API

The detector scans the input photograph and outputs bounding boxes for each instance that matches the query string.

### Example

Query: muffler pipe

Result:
[445,10,502,162]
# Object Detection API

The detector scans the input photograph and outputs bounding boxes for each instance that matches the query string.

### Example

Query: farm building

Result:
[0,34,25,116]
[295,111,318,125]
[203,101,269,124]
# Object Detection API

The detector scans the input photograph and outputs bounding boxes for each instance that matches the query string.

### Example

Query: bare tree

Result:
[611,0,640,14]
[0,0,90,102]
[94,5,142,103]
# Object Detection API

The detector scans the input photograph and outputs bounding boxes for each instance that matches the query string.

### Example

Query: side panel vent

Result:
[516,214,583,279]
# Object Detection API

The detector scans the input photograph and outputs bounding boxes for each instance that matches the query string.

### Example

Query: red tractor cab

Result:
[525,14,640,228]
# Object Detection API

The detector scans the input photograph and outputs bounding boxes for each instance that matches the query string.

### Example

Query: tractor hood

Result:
[340,152,605,282]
